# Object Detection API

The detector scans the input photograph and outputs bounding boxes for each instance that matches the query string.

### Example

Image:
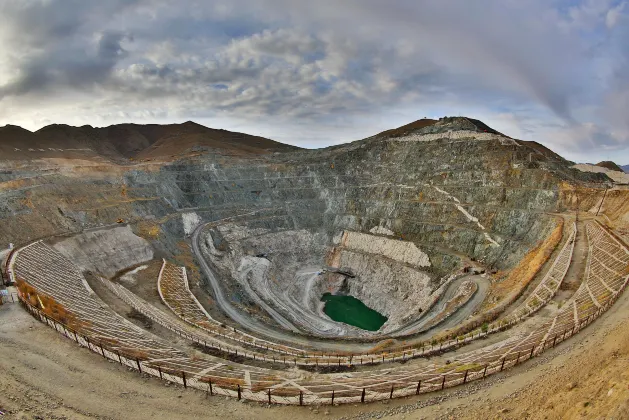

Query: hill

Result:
[0,121,299,162]
[595,161,624,172]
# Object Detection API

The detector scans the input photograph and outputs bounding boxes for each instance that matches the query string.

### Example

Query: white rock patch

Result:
[182,212,202,236]
[432,186,500,247]
[369,226,395,236]
[342,231,431,267]
[119,265,148,286]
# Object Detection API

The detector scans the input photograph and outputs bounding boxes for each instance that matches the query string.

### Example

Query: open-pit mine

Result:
[1,116,629,412]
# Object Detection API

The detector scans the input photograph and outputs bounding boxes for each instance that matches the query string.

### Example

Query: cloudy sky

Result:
[0,0,628,163]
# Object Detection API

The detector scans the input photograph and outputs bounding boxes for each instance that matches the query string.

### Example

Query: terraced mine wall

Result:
[0,134,612,336]
[0,138,603,254]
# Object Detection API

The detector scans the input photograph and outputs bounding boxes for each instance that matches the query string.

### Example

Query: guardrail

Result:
[17,276,627,405]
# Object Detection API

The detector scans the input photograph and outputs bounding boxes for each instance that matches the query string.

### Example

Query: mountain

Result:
[594,161,624,172]
[621,165,629,173]
[0,121,299,162]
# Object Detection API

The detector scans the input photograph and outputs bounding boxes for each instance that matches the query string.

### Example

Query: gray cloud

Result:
[0,0,627,161]
[0,1,138,97]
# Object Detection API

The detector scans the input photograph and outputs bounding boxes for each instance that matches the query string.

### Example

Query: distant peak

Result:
[433,116,504,135]
[375,115,505,139]
[36,123,75,132]
[595,161,623,172]
[0,124,34,134]
[375,118,438,138]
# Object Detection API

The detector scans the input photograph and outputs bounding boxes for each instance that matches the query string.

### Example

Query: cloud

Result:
[0,1,139,98]
[607,1,626,28]
[0,0,627,161]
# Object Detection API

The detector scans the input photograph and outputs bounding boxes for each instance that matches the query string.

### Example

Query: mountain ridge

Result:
[0,121,300,162]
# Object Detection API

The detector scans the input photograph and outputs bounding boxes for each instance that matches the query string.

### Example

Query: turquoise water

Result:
[321,293,388,331]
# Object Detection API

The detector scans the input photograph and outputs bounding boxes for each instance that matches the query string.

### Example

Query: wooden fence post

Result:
[361,388,365,403]
[237,384,241,400]
[299,391,303,406]
[390,385,394,399]
[136,358,142,373]
[441,375,446,390]
[416,380,421,395]
[158,365,162,379]
[268,389,271,404]
[463,370,469,383]
[331,390,335,405]
[182,371,186,388]
[500,358,506,371]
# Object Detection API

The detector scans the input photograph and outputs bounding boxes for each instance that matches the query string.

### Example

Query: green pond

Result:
[321,293,388,331]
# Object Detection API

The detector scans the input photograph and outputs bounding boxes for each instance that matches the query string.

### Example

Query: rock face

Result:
[0,116,618,336]
[52,225,153,278]
[334,249,434,331]
[322,231,437,332]
[338,231,431,267]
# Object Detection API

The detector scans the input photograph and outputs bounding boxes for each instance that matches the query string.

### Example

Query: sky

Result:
[0,0,628,164]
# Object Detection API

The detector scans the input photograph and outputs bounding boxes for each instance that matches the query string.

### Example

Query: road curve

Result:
[391,274,490,337]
